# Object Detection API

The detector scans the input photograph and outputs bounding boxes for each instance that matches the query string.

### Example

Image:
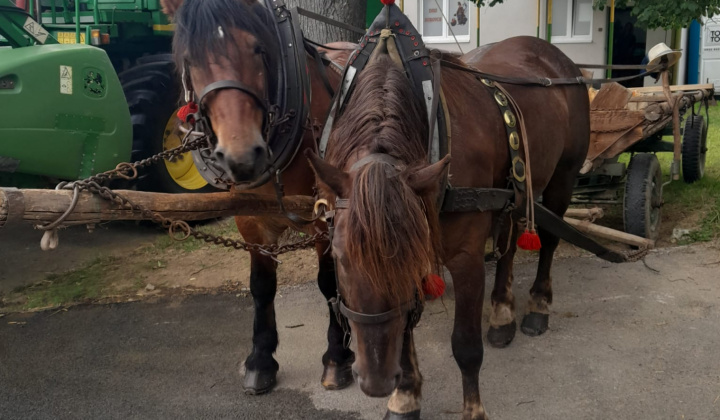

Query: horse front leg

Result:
[384,328,422,420]
[315,241,355,390]
[447,215,492,420]
[236,217,284,395]
[487,214,519,348]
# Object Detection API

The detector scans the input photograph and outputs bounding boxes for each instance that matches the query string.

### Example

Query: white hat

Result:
[647,42,683,68]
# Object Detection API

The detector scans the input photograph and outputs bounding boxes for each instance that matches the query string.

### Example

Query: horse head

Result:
[163,0,279,183]
[306,55,450,397]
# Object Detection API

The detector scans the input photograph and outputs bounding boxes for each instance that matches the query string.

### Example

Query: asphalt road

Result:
[2,243,720,419]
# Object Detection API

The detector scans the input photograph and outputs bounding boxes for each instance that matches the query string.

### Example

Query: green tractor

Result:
[0,0,212,192]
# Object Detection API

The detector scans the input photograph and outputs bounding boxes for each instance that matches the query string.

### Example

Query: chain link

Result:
[51,131,327,257]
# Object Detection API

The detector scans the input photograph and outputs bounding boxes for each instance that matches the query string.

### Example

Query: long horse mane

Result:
[326,54,442,303]
[171,0,279,75]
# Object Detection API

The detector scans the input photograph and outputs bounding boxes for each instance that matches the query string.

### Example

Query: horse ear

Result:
[305,149,351,198]
[160,0,183,18]
[406,155,451,196]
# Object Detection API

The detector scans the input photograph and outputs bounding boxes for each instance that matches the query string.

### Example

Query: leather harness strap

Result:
[438,57,667,87]
[336,299,418,325]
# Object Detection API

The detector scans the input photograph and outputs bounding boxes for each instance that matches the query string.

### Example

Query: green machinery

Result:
[0,0,210,192]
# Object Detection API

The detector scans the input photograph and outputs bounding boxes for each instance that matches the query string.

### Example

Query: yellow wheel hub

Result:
[163,110,208,190]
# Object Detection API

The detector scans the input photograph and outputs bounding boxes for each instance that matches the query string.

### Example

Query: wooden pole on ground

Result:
[564,216,655,249]
[564,207,604,221]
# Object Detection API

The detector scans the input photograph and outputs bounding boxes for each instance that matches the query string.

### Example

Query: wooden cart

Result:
[572,71,715,241]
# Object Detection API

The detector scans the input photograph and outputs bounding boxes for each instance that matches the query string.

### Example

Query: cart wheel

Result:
[624,153,663,240]
[681,115,708,184]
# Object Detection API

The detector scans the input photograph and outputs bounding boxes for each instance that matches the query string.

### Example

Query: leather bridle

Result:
[182,50,275,145]
[324,154,425,346]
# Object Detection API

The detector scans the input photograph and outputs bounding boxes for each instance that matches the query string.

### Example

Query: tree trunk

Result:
[286,0,367,43]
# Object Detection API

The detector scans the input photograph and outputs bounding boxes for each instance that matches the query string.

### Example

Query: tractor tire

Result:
[623,153,663,240]
[681,114,708,184]
[119,55,215,194]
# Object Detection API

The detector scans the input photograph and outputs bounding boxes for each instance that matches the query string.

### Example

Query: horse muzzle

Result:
[353,364,402,398]
[212,141,269,183]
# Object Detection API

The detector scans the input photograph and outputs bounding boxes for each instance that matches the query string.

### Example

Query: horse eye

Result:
[254,44,264,55]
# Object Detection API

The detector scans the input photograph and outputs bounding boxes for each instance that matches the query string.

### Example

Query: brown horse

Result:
[307,37,590,419]
[161,0,357,394]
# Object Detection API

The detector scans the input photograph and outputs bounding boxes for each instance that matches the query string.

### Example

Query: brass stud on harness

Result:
[481,78,495,87]
[509,131,520,150]
[503,110,517,128]
[512,156,526,182]
[494,91,508,107]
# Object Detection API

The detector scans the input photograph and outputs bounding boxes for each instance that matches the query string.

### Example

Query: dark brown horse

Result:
[161,0,357,394]
[307,37,590,419]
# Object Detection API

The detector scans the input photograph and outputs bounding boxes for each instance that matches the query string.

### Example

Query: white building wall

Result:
[402,0,608,78]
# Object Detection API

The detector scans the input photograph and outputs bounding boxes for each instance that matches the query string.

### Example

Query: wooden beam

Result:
[628,83,714,94]
[0,188,316,229]
[565,207,604,220]
[564,217,655,249]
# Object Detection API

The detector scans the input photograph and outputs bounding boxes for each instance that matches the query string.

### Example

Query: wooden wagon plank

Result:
[628,83,714,94]
[0,188,316,229]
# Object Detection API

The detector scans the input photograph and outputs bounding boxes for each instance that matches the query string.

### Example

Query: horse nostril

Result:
[214,147,225,162]
[252,145,265,160]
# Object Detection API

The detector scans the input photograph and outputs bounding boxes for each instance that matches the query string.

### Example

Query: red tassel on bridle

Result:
[380,0,395,5]
[177,101,199,124]
[423,273,445,300]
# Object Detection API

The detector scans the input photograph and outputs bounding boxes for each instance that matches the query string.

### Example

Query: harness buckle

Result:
[543,77,553,87]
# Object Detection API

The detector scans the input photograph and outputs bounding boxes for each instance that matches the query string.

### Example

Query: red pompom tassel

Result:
[423,274,445,300]
[517,229,542,251]
[177,101,198,123]
[380,0,395,5]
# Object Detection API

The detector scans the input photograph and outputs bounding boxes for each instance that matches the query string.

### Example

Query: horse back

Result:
[447,36,590,194]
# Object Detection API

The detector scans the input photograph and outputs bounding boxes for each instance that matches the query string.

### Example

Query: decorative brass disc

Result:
[509,131,520,150]
[512,156,526,182]
[504,110,516,128]
[494,91,508,107]
[481,78,495,87]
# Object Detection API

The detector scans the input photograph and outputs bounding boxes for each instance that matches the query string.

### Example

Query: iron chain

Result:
[53,132,327,257]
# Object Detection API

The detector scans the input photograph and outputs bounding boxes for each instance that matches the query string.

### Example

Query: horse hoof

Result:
[521,312,549,337]
[487,321,516,348]
[383,409,421,420]
[321,359,355,390]
[243,369,277,395]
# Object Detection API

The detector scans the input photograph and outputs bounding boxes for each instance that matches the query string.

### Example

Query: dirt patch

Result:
[0,218,321,313]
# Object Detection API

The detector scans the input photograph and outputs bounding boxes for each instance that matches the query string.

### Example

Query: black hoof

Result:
[321,358,355,390]
[243,368,277,395]
[521,312,549,337]
[383,410,421,420]
[487,321,516,348]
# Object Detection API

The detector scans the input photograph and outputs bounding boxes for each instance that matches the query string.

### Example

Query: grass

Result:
[9,256,118,311]
[653,103,720,242]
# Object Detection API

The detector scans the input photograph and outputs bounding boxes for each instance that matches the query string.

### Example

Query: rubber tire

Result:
[623,153,663,240]
[681,115,708,184]
[119,55,215,194]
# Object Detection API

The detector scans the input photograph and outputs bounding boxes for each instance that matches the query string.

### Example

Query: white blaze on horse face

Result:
[217,25,224,39]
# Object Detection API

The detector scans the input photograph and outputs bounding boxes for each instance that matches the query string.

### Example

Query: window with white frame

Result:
[422,0,470,43]
[551,0,593,43]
